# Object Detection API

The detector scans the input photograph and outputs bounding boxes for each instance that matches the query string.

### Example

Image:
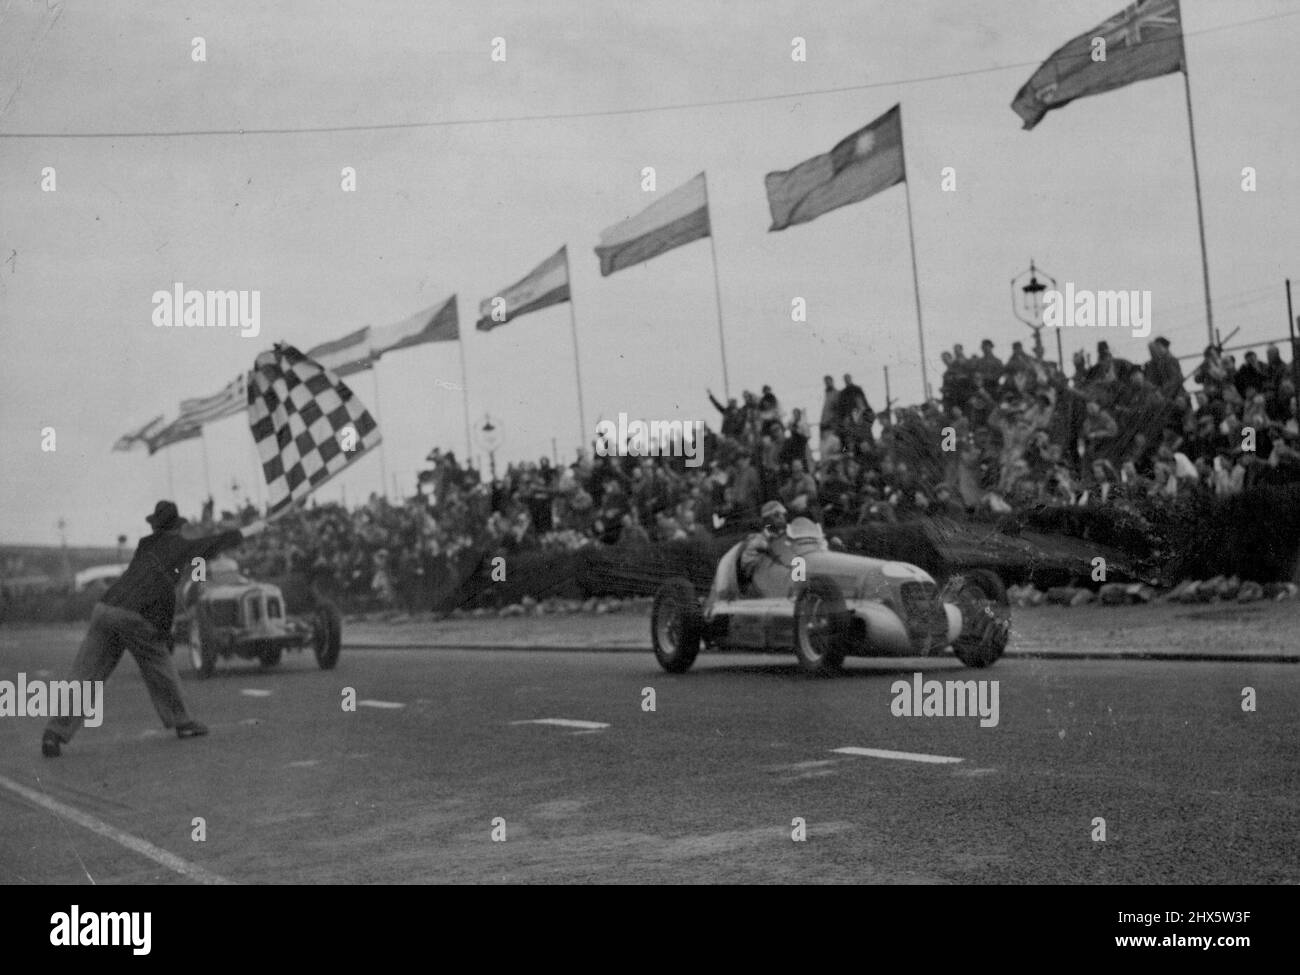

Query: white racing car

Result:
[651,517,1010,675]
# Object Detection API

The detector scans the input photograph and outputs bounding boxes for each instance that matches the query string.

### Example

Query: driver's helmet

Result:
[785,516,826,546]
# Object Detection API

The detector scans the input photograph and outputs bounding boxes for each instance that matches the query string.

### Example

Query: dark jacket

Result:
[101,528,245,633]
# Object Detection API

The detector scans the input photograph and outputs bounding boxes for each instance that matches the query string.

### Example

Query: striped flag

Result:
[144,417,202,455]
[764,105,905,231]
[112,415,165,452]
[595,173,710,277]
[476,247,570,331]
[248,344,381,516]
[306,325,375,378]
[370,294,459,353]
[178,372,249,427]
[1012,0,1184,130]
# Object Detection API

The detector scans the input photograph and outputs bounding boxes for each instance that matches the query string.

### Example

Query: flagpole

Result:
[563,246,589,454]
[455,337,472,462]
[898,110,931,402]
[199,428,214,502]
[370,367,389,501]
[1181,63,1215,347]
[702,174,732,401]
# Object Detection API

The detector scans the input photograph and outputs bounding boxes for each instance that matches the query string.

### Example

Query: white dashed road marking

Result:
[511,718,610,730]
[357,700,405,709]
[0,773,233,885]
[240,689,272,698]
[832,747,963,765]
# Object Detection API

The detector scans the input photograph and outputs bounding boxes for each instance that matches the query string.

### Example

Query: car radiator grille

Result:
[900,581,948,648]
[205,599,240,627]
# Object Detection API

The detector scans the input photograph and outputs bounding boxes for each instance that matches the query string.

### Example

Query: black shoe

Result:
[175,721,208,739]
[41,731,62,758]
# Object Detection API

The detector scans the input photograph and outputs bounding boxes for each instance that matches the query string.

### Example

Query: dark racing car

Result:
[173,557,342,678]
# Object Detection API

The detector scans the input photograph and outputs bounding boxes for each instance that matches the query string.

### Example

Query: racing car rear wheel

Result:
[952,570,1010,669]
[258,646,282,668]
[313,602,342,670]
[188,609,218,679]
[651,578,702,673]
[793,577,852,675]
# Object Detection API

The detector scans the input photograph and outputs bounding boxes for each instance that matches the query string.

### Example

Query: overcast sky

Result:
[2,0,1298,546]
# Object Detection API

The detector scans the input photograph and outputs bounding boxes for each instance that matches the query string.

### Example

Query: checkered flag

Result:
[248,343,381,516]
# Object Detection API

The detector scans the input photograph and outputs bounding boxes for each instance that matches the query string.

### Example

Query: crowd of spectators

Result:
[218,334,1300,609]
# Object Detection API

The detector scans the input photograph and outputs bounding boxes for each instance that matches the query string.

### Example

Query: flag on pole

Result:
[1012,0,1184,130]
[247,343,381,516]
[595,174,710,277]
[306,325,375,378]
[370,294,459,353]
[112,414,165,452]
[764,104,905,231]
[476,247,570,331]
[144,417,202,455]
[178,372,249,427]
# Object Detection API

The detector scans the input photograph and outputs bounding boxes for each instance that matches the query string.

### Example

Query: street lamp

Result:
[475,415,503,483]
[1011,259,1060,368]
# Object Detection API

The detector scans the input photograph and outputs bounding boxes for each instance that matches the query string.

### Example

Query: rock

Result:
[1098,583,1129,605]
[1215,575,1241,600]
[594,601,610,615]
[1237,581,1264,603]
[500,603,526,617]
[1044,586,1079,606]
[1069,589,1096,607]
[520,596,538,610]
[581,597,598,613]
[1166,579,1197,603]
[1131,584,1158,603]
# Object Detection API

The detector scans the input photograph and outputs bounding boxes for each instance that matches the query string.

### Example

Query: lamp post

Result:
[1011,259,1060,368]
[475,415,503,484]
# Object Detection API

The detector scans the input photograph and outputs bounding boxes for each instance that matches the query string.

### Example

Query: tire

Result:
[188,608,218,679]
[951,569,1011,669]
[793,577,852,675]
[258,646,283,669]
[312,602,342,670]
[651,578,702,673]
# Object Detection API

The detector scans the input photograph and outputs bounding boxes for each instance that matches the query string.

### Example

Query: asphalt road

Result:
[2,626,1297,884]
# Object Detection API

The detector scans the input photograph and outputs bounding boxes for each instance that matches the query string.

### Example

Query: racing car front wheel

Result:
[793,577,852,675]
[312,602,342,670]
[951,570,1011,669]
[188,609,218,679]
[651,578,702,673]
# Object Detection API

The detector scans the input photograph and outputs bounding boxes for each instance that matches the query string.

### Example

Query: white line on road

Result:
[511,718,610,730]
[0,773,233,885]
[357,700,405,709]
[832,747,963,765]
[240,689,272,697]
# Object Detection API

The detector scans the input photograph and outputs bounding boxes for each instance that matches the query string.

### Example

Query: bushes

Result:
[0,588,99,625]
